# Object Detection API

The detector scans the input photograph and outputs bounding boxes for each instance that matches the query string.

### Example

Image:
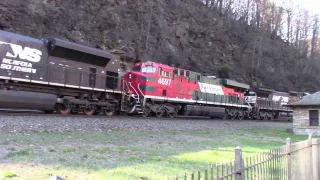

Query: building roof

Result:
[291,91,320,106]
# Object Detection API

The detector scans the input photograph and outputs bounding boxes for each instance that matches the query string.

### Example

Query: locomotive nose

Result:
[123,72,156,95]
[125,72,140,83]
[124,72,149,84]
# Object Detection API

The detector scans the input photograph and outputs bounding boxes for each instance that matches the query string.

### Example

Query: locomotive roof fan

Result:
[144,61,153,66]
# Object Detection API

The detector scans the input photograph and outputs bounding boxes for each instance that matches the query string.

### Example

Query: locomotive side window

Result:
[196,75,201,81]
[173,69,178,75]
[180,70,185,76]
[159,68,170,77]
[89,67,96,87]
[141,66,156,73]
[163,71,169,77]
[186,71,190,77]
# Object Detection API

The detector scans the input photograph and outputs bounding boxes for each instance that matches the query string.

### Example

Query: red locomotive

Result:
[122,61,250,119]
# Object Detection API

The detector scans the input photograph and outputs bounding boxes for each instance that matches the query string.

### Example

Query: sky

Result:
[298,0,320,14]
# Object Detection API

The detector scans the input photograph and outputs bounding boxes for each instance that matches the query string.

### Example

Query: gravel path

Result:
[0,112,291,133]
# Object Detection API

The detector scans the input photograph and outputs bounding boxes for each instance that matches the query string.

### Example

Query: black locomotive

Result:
[0,30,126,115]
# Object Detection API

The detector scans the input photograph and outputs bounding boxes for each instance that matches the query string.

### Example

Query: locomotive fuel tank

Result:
[279,112,293,117]
[181,105,225,118]
[0,90,57,111]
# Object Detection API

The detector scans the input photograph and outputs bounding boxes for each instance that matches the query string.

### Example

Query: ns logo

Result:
[0,41,42,62]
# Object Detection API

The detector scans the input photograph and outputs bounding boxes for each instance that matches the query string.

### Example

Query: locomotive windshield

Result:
[244,91,256,96]
[132,66,141,72]
[141,66,157,73]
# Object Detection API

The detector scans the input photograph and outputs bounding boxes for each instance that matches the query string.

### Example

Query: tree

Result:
[311,15,319,60]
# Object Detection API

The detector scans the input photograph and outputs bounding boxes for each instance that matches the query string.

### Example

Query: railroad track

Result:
[0,109,292,123]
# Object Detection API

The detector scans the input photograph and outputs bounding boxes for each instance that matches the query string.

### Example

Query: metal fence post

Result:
[286,138,291,180]
[235,146,244,180]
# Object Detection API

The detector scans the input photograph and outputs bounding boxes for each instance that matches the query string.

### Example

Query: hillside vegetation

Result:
[1,0,319,92]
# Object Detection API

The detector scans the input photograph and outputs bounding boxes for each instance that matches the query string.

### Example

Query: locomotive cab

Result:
[244,90,257,105]
[123,61,158,96]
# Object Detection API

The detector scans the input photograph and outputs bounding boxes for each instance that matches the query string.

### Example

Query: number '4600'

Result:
[158,78,172,86]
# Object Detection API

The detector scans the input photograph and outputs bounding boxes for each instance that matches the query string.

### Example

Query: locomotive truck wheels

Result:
[223,109,230,120]
[268,113,274,120]
[168,111,178,118]
[155,109,165,118]
[140,106,151,117]
[84,108,96,116]
[237,112,244,120]
[103,110,115,116]
[230,110,236,120]
[264,114,268,120]
[141,111,150,117]
[141,112,149,117]
[93,106,102,115]
[58,104,71,115]
[223,114,230,120]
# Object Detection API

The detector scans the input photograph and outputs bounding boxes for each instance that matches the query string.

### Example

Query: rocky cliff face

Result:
[1,0,318,92]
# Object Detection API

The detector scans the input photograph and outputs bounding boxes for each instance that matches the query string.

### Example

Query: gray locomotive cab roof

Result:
[257,87,275,93]
[0,30,44,44]
[249,86,274,93]
[46,37,115,67]
[219,78,250,90]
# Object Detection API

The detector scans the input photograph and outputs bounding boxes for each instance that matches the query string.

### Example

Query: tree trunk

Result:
[219,0,223,13]
[256,0,261,28]
[287,10,291,43]
[311,16,319,60]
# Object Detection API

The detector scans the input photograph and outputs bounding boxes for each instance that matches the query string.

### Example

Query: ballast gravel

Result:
[0,112,291,133]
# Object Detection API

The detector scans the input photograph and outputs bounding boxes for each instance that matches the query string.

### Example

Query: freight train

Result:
[0,29,304,119]
[122,61,303,119]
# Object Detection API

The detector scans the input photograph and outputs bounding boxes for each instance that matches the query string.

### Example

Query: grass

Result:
[7,149,30,158]
[2,171,17,178]
[0,122,311,180]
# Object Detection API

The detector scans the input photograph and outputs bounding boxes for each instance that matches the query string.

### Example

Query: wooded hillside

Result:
[0,0,319,92]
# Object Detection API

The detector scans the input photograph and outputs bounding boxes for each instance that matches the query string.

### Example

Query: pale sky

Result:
[299,0,320,14]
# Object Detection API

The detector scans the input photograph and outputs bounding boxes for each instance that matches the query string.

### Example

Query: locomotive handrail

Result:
[128,82,140,102]
[246,102,252,111]
[123,79,131,94]
[137,83,145,97]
